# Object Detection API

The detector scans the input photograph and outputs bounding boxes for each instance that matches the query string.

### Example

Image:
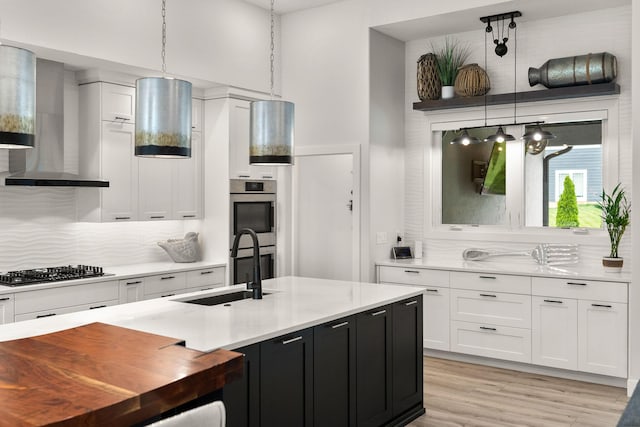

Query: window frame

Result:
[423,96,619,244]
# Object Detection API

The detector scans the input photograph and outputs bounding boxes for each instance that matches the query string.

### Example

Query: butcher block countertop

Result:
[0,322,243,427]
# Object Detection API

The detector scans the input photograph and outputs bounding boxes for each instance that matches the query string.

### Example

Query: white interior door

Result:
[293,146,360,281]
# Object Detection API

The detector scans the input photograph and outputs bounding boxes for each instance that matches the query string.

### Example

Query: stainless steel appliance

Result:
[0,265,106,286]
[230,179,276,285]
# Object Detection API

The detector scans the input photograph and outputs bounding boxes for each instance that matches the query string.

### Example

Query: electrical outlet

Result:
[376,231,388,244]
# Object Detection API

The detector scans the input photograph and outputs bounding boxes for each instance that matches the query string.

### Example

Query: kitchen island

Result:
[0,276,426,426]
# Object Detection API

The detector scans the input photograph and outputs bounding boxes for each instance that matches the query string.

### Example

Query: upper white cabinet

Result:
[229,98,274,180]
[78,81,203,222]
[192,98,203,132]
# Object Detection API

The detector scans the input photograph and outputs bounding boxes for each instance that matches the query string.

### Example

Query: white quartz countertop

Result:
[0,261,227,295]
[377,257,631,282]
[0,276,424,352]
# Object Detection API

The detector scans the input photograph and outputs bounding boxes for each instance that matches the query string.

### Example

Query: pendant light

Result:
[135,0,192,158]
[450,129,481,145]
[249,0,294,165]
[523,122,556,155]
[0,44,36,149]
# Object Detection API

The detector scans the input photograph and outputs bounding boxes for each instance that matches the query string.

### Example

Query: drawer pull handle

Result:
[37,313,56,318]
[126,280,142,285]
[200,287,214,291]
[404,270,420,274]
[405,300,418,306]
[161,293,176,298]
[115,216,130,220]
[479,275,496,279]
[331,321,349,329]
[0,297,10,301]
[114,116,130,121]
[544,299,563,304]
[183,215,196,218]
[371,310,387,317]
[592,303,612,308]
[238,175,251,178]
[480,293,497,298]
[150,215,165,219]
[90,305,107,310]
[262,175,273,179]
[161,276,176,280]
[425,289,439,293]
[200,271,214,275]
[480,326,497,331]
[567,282,587,286]
[282,336,303,345]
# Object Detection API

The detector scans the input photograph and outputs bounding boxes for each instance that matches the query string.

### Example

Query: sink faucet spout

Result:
[230,228,262,299]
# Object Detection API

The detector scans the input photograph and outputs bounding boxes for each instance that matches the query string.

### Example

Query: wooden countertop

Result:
[0,322,243,426]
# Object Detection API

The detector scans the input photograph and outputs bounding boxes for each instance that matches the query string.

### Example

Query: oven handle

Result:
[270,204,275,229]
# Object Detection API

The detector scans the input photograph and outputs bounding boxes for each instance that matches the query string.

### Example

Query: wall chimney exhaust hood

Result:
[4,59,109,187]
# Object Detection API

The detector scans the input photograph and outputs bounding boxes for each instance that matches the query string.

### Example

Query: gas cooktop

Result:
[0,265,106,287]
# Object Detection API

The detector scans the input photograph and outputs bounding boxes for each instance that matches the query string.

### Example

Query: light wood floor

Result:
[408,356,628,427]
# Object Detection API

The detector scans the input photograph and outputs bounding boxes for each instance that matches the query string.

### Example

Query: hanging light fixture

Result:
[0,44,36,149]
[249,0,294,165]
[450,128,481,145]
[523,122,556,154]
[135,0,192,158]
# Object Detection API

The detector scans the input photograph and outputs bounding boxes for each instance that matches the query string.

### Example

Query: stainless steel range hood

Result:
[5,59,109,187]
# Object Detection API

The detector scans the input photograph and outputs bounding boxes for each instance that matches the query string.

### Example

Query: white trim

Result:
[292,144,361,281]
[424,96,619,243]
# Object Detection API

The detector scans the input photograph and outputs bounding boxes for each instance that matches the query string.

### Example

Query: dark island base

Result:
[388,405,426,427]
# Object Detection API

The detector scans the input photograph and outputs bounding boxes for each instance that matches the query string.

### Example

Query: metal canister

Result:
[528,52,617,88]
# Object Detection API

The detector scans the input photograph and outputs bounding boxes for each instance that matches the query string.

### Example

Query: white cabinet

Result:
[143,272,187,299]
[185,267,225,293]
[14,280,119,322]
[450,320,532,363]
[450,289,531,329]
[0,295,14,325]
[119,277,146,304]
[229,98,275,180]
[532,296,578,370]
[578,300,627,377]
[78,81,203,222]
[377,265,450,351]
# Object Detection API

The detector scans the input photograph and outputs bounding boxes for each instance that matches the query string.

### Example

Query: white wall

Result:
[0,0,274,92]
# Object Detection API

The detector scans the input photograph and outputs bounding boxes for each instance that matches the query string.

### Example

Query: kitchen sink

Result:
[181,290,270,306]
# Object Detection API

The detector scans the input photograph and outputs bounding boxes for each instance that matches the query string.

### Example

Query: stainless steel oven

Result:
[230,179,276,284]
[231,246,275,285]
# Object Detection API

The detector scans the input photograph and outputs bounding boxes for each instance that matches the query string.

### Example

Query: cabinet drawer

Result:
[378,266,449,287]
[187,267,225,288]
[451,320,531,363]
[14,299,119,322]
[532,277,627,303]
[450,289,531,328]
[450,271,530,294]
[143,272,187,295]
[185,283,225,294]
[101,83,136,122]
[14,281,119,314]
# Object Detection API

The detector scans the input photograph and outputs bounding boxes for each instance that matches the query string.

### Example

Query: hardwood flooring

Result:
[408,356,628,427]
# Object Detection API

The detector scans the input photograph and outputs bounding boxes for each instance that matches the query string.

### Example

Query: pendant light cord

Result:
[513,22,517,125]
[484,21,488,127]
[270,0,275,99]
[161,0,167,76]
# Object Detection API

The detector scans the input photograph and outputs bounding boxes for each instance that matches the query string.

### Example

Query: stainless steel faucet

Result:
[230,228,263,299]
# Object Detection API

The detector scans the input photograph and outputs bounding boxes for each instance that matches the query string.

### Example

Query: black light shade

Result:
[523,124,556,155]
[485,126,515,143]
[450,129,481,146]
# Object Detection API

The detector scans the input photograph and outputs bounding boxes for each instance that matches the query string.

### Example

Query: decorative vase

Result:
[454,64,490,97]
[441,86,455,100]
[528,52,617,88]
[417,53,441,101]
[602,257,623,272]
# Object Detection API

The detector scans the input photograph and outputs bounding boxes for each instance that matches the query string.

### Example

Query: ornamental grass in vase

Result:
[431,38,470,100]
[597,183,630,271]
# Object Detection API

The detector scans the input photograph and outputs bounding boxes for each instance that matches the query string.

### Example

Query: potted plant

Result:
[597,183,630,271]
[432,38,470,100]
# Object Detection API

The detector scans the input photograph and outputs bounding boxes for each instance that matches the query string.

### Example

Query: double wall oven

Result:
[230,179,276,285]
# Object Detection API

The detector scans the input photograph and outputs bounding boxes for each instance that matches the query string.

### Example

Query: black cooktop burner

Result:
[0,265,105,287]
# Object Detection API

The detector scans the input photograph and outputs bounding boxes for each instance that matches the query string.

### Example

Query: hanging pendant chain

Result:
[269,0,275,99]
[161,0,167,76]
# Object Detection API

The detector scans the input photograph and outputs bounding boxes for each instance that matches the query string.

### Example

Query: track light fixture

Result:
[450,129,481,146]
[480,11,521,57]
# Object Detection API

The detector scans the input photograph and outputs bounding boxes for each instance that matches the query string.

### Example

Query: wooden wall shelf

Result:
[412,83,620,112]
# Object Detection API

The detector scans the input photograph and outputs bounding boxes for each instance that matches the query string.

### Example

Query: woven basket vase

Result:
[417,53,441,101]
[454,63,490,97]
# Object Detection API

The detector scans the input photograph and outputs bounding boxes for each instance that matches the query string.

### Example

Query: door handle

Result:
[161,276,175,280]
[404,300,418,306]
[282,336,303,345]
[592,303,612,308]
[480,293,497,298]
[126,280,142,285]
[331,321,349,329]
[371,310,386,317]
[480,326,497,331]
[544,299,563,304]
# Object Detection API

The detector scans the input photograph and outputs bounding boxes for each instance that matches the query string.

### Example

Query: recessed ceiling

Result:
[243,0,346,14]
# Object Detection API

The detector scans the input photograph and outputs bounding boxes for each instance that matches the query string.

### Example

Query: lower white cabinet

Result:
[450,320,532,363]
[423,287,450,351]
[450,289,531,329]
[119,278,146,304]
[0,295,14,325]
[578,300,627,377]
[532,296,578,370]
